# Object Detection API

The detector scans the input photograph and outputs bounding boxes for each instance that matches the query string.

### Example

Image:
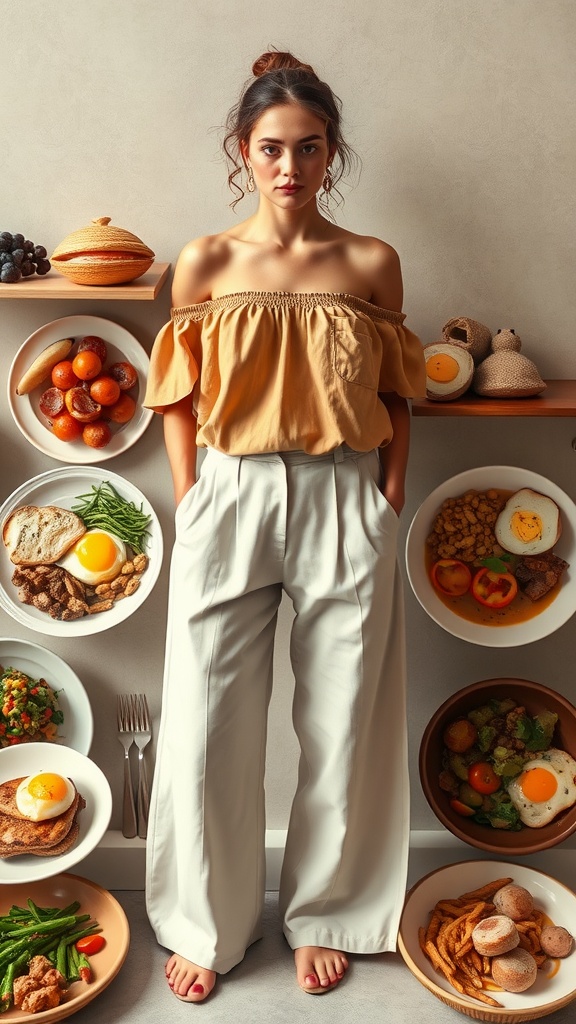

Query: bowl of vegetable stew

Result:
[420,678,576,854]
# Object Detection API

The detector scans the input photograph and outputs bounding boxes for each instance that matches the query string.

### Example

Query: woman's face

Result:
[242,102,332,208]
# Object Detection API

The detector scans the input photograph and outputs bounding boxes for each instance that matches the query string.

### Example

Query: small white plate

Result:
[405,466,576,647]
[0,466,163,637]
[7,314,153,464]
[399,859,576,1021]
[0,744,112,883]
[0,638,92,754]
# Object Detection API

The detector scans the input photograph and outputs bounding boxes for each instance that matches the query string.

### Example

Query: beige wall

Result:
[2,1,575,838]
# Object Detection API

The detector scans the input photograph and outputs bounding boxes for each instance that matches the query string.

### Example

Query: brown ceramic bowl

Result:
[419,677,576,855]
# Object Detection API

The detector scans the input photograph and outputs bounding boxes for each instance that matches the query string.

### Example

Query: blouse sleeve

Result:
[375,319,426,398]
[143,316,201,412]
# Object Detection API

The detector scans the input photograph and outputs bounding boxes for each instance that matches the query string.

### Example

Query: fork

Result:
[131,693,152,839]
[117,694,137,839]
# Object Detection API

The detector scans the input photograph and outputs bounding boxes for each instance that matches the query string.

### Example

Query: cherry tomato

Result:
[431,558,472,597]
[449,798,476,817]
[75,934,106,955]
[467,761,501,795]
[471,568,518,608]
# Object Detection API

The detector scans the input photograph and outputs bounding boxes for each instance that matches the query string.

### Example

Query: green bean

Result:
[72,481,151,553]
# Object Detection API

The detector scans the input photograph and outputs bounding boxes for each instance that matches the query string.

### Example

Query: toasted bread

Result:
[0,777,84,858]
[2,505,86,566]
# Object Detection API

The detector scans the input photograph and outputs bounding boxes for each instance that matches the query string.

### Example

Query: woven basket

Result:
[51,216,154,286]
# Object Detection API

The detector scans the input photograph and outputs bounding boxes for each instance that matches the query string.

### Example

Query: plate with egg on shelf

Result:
[0,466,163,637]
[0,742,112,884]
[7,314,153,464]
[405,466,576,646]
[0,638,93,755]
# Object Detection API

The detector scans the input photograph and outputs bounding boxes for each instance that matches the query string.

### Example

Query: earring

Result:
[246,166,255,193]
[322,167,333,193]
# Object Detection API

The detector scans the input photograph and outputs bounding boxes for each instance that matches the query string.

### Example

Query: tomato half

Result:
[449,798,476,817]
[431,559,472,597]
[468,761,501,795]
[471,568,518,608]
[75,934,106,955]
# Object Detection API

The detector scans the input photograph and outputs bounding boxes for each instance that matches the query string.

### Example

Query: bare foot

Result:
[294,946,349,994]
[165,953,216,1002]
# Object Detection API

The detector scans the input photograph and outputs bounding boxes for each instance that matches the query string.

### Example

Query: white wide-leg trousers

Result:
[146,445,410,974]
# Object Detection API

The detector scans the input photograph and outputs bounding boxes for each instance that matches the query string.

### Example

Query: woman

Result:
[144,50,425,1003]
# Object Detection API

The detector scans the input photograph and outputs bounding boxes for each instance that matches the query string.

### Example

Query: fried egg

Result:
[58,528,126,584]
[495,488,561,556]
[507,748,576,827]
[423,342,474,401]
[15,772,75,821]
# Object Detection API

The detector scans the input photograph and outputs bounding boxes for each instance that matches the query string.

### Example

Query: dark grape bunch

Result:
[0,231,51,284]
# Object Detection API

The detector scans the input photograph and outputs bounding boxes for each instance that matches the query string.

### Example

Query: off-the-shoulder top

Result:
[143,292,426,455]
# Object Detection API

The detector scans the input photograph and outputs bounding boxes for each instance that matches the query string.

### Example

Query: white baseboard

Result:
[76,829,576,892]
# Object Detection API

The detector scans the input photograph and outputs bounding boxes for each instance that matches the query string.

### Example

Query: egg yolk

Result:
[510,510,542,544]
[426,352,460,383]
[520,766,558,803]
[75,532,118,571]
[26,773,69,802]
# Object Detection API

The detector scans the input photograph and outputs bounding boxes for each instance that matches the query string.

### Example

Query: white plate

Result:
[0,466,163,637]
[7,314,153,464]
[0,873,129,1022]
[405,466,576,647]
[0,639,92,755]
[399,860,576,1021]
[0,744,112,883]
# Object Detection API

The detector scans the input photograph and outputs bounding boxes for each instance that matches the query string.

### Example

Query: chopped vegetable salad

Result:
[0,666,63,747]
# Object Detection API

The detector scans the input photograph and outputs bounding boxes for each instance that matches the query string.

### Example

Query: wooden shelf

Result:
[0,262,170,300]
[412,381,576,418]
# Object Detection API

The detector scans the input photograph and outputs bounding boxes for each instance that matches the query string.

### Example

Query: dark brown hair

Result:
[223,50,357,210]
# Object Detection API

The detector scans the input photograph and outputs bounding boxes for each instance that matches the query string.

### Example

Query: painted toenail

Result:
[192,983,204,993]
[305,974,318,985]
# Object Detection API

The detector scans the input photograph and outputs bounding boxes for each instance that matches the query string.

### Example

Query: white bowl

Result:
[399,859,576,1022]
[405,466,576,647]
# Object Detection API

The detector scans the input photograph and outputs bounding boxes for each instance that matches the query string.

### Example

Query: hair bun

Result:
[252,50,316,78]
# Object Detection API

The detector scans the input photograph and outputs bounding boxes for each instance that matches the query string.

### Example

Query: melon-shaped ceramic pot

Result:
[51,216,155,286]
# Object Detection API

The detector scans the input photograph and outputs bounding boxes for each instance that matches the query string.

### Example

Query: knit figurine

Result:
[472,329,546,398]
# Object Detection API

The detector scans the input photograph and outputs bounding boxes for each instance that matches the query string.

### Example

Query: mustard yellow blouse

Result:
[144,292,426,456]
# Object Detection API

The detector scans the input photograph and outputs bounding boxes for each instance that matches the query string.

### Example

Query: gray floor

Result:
[70,891,576,1023]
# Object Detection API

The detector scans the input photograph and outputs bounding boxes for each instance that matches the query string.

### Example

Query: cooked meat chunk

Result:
[21,984,62,1013]
[515,552,569,601]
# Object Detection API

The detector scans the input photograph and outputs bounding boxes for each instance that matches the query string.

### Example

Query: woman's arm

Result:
[367,239,410,515]
[163,396,198,507]
[377,392,410,516]
[162,236,219,506]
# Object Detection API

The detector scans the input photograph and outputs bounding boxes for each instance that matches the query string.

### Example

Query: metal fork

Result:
[117,694,137,838]
[131,693,152,839]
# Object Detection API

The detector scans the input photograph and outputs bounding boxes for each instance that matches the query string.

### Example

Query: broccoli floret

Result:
[527,710,558,751]
[474,791,522,831]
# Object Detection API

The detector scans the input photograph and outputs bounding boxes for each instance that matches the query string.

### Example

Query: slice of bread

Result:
[0,781,85,859]
[2,505,86,566]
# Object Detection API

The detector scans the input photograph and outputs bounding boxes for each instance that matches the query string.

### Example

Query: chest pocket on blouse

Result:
[331,316,377,389]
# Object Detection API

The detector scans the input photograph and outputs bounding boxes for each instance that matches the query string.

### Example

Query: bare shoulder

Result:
[171,233,234,307]
[347,233,403,312]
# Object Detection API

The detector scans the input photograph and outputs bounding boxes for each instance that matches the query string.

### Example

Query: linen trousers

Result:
[145,444,410,974]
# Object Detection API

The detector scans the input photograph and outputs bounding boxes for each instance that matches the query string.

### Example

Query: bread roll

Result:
[492,883,534,921]
[491,947,538,992]
[540,925,574,959]
[472,915,519,957]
